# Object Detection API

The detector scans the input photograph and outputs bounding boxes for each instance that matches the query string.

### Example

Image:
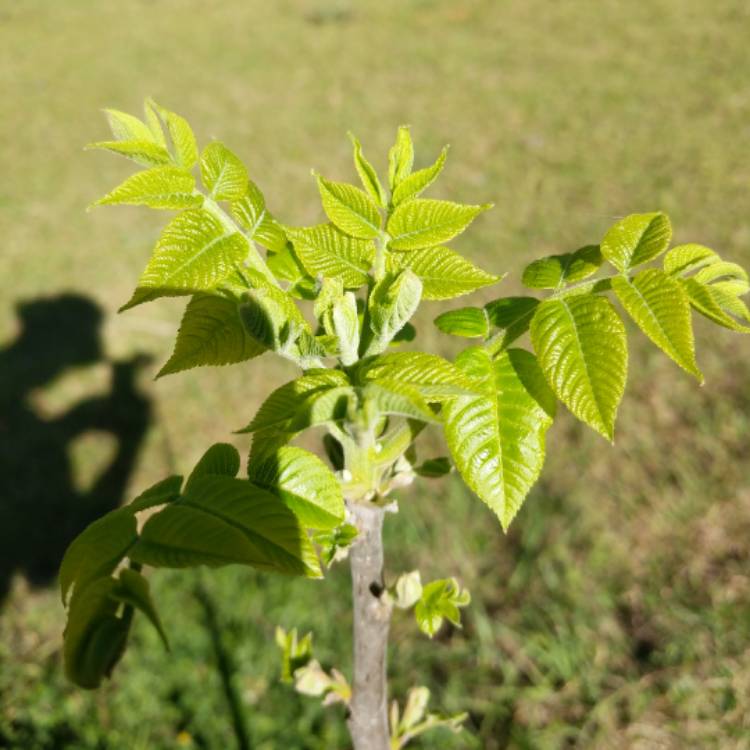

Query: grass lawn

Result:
[2,0,750,747]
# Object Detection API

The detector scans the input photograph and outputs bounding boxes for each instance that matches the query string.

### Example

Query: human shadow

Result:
[0,294,151,603]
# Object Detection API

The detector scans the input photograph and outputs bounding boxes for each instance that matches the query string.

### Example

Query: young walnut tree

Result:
[60,100,750,750]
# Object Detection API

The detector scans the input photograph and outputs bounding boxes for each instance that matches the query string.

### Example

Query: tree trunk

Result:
[347,502,392,750]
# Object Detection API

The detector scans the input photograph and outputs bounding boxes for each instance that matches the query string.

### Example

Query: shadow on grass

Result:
[0,294,151,603]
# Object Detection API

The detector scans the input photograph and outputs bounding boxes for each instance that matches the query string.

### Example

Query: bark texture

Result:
[347,502,392,750]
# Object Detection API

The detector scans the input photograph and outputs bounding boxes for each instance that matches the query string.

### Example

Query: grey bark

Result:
[347,501,393,750]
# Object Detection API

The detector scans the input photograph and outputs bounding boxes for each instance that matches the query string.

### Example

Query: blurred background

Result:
[2,0,749,748]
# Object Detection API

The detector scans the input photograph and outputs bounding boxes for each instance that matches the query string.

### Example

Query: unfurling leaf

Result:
[200,142,249,201]
[601,212,672,272]
[387,245,499,300]
[392,570,423,609]
[392,146,449,206]
[147,99,198,169]
[414,578,470,638]
[86,139,172,168]
[612,268,702,379]
[521,245,603,289]
[531,295,627,440]
[365,270,423,355]
[248,446,345,529]
[276,627,314,683]
[121,209,249,310]
[159,294,266,376]
[348,133,387,207]
[388,126,414,190]
[444,347,555,529]
[316,175,381,239]
[387,199,491,251]
[434,307,488,338]
[93,166,202,210]
[313,524,358,566]
[331,291,360,366]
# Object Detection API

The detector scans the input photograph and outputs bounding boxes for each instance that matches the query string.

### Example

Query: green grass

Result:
[2,0,750,747]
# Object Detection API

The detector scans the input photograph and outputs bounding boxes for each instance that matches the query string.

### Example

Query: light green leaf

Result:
[387,199,491,251]
[663,244,719,276]
[530,295,627,440]
[358,351,476,401]
[600,212,672,272]
[130,475,321,577]
[414,578,470,638]
[147,99,198,169]
[612,269,702,380]
[111,569,169,649]
[121,209,249,310]
[276,626,314,683]
[521,245,603,289]
[362,381,437,423]
[365,270,422,355]
[694,260,748,285]
[681,277,750,333]
[237,370,350,434]
[158,294,265,376]
[129,475,183,512]
[267,243,314,292]
[348,132,387,207]
[103,108,156,143]
[86,140,172,168]
[433,307,488,338]
[231,180,288,252]
[238,280,316,362]
[331,291,360,366]
[388,126,414,190]
[392,146,449,206]
[287,224,374,288]
[59,508,137,605]
[186,443,241,490]
[444,347,555,529]
[316,175,381,239]
[484,296,540,350]
[93,166,202,210]
[287,385,355,431]
[200,142,249,201]
[249,446,345,529]
[392,571,423,609]
[313,523,358,567]
[386,245,499,300]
